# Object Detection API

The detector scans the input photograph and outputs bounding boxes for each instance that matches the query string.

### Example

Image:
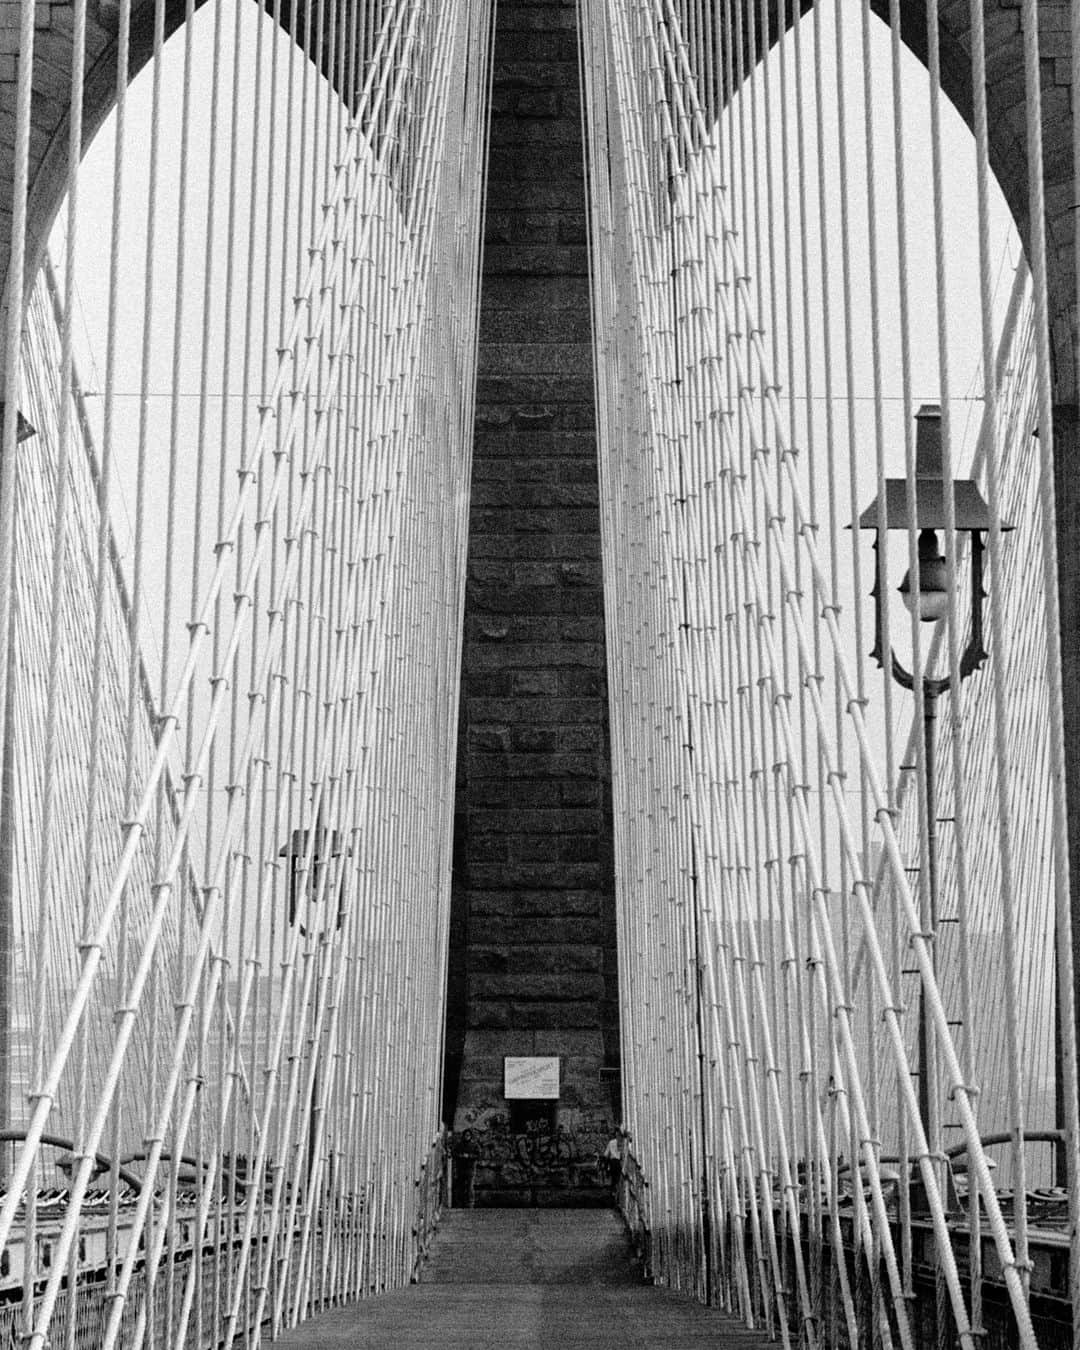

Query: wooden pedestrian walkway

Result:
[274,1209,775,1348]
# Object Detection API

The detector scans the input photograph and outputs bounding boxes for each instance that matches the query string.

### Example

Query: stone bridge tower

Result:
[442,0,622,1204]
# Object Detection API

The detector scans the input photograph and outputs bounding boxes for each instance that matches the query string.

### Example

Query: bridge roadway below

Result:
[274,1208,773,1348]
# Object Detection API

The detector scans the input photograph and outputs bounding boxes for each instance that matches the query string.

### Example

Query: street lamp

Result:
[279,825,348,936]
[857,403,1011,1137]
[279,822,349,1188]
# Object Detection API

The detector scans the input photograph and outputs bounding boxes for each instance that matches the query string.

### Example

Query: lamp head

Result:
[856,405,1007,534]
[898,528,949,622]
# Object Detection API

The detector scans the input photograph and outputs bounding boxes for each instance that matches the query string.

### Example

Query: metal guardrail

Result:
[0,1228,272,1350]
[617,1150,652,1280]
[411,1130,448,1283]
[0,1129,448,1346]
[622,1140,1075,1346]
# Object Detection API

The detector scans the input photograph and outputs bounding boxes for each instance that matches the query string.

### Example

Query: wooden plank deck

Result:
[274,1209,775,1348]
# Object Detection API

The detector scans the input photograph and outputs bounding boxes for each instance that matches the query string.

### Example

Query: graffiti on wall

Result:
[452,1105,613,1193]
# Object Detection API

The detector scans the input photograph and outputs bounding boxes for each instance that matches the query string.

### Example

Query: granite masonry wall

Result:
[443,0,621,1204]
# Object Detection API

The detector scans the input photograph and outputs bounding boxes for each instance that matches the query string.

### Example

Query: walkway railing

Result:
[411,1130,449,1283]
[619,1148,653,1279]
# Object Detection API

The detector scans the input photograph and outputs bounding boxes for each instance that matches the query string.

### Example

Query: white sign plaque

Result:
[504,1056,560,1100]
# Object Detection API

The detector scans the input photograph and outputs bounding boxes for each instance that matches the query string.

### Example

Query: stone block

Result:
[560,781,600,807]
[485,208,567,249]
[468,582,602,615]
[468,889,602,917]
[481,275,590,312]
[484,243,589,277]
[559,616,605,641]
[468,534,558,560]
[467,1002,512,1029]
[471,456,557,485]
[468,861,602,890]
[528,1029,606,1060]
[471,947,511,974]
[469,698,603,726]
[457,1054,513,1082]
[468,616,560,643]
[556,672,607,702]
[556,1081,609,1111]
[469,561,518,587]
[556,457,600,483]
[470,505,562,535]
[557,212,588,245]
[477,341,593,377]
[494,60,577,89]
[481,430,595,460]
[462,808,512,840]
[461,1029,539,1058]
[514,403,559,427]
[1037,27,1072,55]
[513,834,561,862]
[551,589,606,616]
[476,374,594,407]
[471,480,531,508]
[511,724,559,752]
[559,559,601,586]
[559,835,601,863]
[559,725,602,751]
[494,29,579,62]
[498,6,578,32]
[469,805,602,833]
[508,565,559,590]
[469,835,509,863]
[469,970,605,1000]
[510,1001,603,1029]
[480,304,591,343]
[472,750,601,780]
[471,642,602,670]
[514,88,564,115]
[488,114,582,148]
[468,725,511,753]
[506,483,598,509]
[517,944,603,973]
[511,669,559,695]
[475,403,514,425]
[484,177,589,212]
[557,669,605,697]
[472,620,511,641]
[465,670,514,697]
[467,780,562,809]
[472,911,602,943]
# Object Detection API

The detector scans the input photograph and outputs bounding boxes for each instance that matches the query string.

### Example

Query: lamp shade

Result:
[856,406,1011,533]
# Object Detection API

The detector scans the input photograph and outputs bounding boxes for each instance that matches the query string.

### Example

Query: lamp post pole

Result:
[919,687,939,1139]
[859,404,1008,1142]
